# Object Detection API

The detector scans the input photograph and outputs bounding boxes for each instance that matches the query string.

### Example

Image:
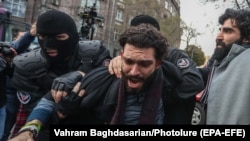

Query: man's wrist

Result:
[17,121,41,138]
[17,125,39,138]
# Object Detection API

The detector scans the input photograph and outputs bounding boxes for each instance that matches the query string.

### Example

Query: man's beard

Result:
[212,39,243,61]
[122,71,155,93]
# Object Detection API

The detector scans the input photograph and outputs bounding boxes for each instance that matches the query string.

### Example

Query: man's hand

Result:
[29,22,37,36]
[108,56,122,78]
[8,131,34,141]
[56,82,85,118]
[51,71,85,103]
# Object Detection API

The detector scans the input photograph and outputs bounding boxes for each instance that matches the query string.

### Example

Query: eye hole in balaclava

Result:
[37,10,79,64]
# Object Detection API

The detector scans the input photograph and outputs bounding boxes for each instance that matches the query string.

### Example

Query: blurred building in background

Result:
[0,0,180,57]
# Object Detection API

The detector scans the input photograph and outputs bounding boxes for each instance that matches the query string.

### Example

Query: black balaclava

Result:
[37,10,79,64]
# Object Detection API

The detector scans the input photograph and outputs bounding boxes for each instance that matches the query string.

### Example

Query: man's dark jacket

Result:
[53,60,201,124]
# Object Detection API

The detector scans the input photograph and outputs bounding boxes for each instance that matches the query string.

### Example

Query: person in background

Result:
[109,14,204,124]
[8,10,111,141]
[204,8,250,124]
[9,23,185,141]
[0,43,17,141]
[1,22,37,141]
[0,56,7,141]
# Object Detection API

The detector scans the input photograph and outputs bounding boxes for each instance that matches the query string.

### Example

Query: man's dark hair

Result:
[130,14,160,31]
[119,23,168,61]
[219,8,250,40]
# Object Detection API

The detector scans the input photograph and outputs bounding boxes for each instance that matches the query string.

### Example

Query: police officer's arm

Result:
[8,81,85,141]
[54,82,85,118]
[51,71,85,103]
[166,49,204,98]
[53,67,116,118]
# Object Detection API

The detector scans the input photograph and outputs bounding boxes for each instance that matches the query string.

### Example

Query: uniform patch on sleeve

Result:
[17,91,31,104]
[177,58,190,68]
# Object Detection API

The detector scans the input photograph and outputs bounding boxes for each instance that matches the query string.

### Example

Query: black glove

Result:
[52,71,83,93]
[56,91,83,116]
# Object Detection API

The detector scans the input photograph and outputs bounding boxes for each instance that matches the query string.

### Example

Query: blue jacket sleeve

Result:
[11,32,35,54]
[26,93,55,125]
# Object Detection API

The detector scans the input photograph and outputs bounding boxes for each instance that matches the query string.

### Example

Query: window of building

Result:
[115,9,123,21]
[51,0,59,6]
[113,29,120,41]
[172,9,176,16]
[165,0,169,9]
[3,0,26,18]
[170,6,173,13]
[81,0,100,13]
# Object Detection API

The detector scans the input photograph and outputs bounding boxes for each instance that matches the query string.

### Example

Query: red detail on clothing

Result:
[10,104,28,137]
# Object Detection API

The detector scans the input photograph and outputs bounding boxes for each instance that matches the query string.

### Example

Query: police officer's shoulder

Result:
[168,46,186,54]
[13,48,47,75]
[167,46,190,58]
[78,40,103,56]
[166,46,193,69]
